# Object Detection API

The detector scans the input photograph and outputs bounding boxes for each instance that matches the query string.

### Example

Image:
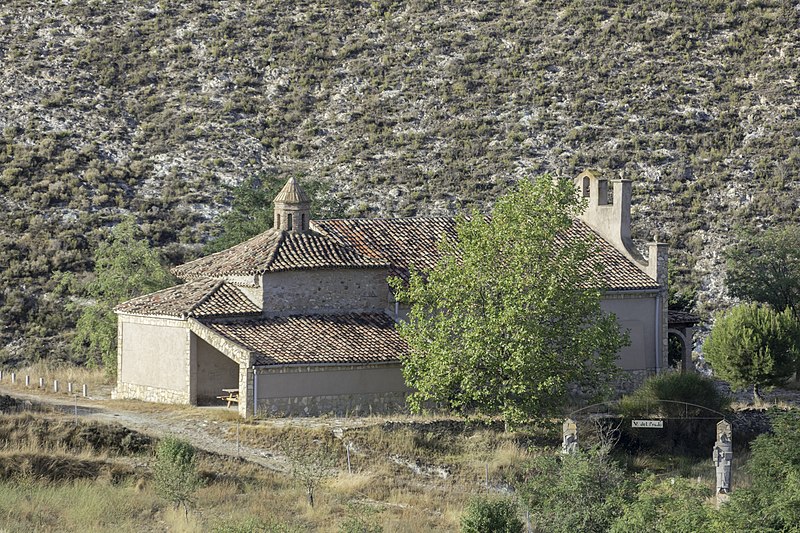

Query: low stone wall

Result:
[256,391,410,417]
[615,369,657,395]
[114,382,189,405]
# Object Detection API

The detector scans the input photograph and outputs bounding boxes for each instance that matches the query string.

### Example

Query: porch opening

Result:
[194,335,239,405]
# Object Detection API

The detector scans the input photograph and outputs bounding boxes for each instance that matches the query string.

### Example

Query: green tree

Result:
[703,303,800,402]
[204,176,286,253]
[392,177,628,423]
[72,218,175,372]
[610,476,713,533]
[153,436,202,517]
[206,175,344,253]
[726,226,800,317]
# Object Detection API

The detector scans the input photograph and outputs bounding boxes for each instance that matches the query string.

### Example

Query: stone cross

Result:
[562,418,578,454]
[713,420,733,499]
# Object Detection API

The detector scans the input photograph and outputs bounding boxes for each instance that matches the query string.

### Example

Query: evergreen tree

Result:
[703,303,800,402]
[726,226,800,317]
[206,175,344,253]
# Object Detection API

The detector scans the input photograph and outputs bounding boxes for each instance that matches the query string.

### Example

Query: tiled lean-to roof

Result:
[201,313,408,366]
[172,228,389,280]
[114,278,261,318]
[313,218,659,291]
[668,310,701,326]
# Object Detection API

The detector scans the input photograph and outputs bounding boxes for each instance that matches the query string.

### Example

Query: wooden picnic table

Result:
[217,388,239,408]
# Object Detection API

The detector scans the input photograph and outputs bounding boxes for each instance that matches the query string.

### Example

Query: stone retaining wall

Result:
[256,391,410,417]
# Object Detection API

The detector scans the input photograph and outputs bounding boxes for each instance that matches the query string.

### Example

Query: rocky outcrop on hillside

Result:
[0,0,798,363]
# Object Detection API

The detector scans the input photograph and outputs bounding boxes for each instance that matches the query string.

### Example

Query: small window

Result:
[301,213,306,231]
[582,176,590,197]
[287,213,293,231]
[277,213,281,228]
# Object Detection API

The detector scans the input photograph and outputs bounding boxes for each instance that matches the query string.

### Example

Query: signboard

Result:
[632,419,664,428]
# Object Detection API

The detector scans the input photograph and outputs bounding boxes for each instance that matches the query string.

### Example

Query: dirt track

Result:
[0,384,292,472]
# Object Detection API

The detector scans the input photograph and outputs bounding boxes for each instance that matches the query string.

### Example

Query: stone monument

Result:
[562,418,578,454]
[713,420,733,503]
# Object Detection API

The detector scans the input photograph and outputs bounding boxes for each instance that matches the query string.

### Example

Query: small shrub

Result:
[610,476,713,533]
[517,451,631,533]
[213,516,306,533]
[152,436,201,516]
[338,501,383,533]
[715,410,800,531]
[281,440,336,507]
[618,372,731,455]
[460,495,523,533]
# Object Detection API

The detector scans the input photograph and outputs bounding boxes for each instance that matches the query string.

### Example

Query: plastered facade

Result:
[116,315,192,404]
[601,292,660,372]
[253,363,410,416]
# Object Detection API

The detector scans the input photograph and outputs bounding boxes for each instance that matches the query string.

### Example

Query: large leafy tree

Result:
[726,226,800,317]
[72,218,175,372]
[703,303,800,402]
[393,177,628,423]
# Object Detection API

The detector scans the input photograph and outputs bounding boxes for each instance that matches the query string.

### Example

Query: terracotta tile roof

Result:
[559,221,660,291]
[172,228,389,280]
[201,313,407,366]
[115,278,261,318]
[311,217,458,282]
[313,217,659,291]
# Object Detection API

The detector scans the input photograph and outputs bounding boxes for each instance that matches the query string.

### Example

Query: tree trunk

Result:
[307,488,314,508]
[753,384,763,404]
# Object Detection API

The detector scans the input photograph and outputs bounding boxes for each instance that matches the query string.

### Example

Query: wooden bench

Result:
[216,388,239,408]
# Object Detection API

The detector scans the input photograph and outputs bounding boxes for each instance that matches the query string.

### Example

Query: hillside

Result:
[0,0,798,364]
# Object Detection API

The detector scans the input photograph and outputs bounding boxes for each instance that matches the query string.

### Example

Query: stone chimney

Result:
[273,177,311,233]
[574,170,667,286]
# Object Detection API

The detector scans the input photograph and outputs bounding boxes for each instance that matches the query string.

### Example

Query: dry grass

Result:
[0,361,111,399]
[0,408,768,531]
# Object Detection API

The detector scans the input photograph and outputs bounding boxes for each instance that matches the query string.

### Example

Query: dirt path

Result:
[0,384,291,472]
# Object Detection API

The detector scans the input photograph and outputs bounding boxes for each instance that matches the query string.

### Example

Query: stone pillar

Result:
[683,326,695,372]
[562,418,578,454]
[713,420,733,505]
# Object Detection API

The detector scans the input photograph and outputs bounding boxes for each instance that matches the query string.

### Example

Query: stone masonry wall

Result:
[115,381,190,404]
[261,268,390,315]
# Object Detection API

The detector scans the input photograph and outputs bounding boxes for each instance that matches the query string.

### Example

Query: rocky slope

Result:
[0,0,798,363]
